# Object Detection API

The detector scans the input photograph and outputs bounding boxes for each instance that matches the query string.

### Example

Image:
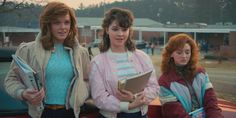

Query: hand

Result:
[128,92,149,110]
[22,88,45,105]
[116,89,134,102]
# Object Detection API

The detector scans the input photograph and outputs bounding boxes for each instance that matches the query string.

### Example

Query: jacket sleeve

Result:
[159,85,191,118]
[203,88,223,118]
[142,53,159,102]
[4,43,29,100]
[79,46,91,82]
[201,72,223,118]
[89,59,121,112]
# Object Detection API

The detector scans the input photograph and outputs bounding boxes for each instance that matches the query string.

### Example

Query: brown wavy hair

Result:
[39,2,78,50]
[161,33,200,78]
[99,7,136,52]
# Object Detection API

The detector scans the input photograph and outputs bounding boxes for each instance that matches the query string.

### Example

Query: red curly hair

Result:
[161,33,200,79]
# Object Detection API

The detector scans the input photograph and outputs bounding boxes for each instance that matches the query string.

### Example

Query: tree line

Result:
[0,0,235,28]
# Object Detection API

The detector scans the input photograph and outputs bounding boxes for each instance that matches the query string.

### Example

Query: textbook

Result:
[118,70,153,94]
[12,55,43,111]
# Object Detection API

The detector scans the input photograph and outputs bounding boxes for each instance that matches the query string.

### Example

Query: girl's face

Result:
[171,43,191,66]
[106,20,130,52]
[50,13,71,43]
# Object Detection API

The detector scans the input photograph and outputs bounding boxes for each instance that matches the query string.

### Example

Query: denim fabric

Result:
[99,112,147,118]
[41,108,75,118]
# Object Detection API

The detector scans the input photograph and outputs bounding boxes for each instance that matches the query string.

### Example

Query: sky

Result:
[45,0,122,9]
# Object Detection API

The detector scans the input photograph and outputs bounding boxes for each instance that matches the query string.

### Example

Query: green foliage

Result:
[0,0,235,27]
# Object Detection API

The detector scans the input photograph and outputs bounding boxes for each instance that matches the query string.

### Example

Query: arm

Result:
[89,61,121,112]
[203,73,223,118]
[4,43,44,105]
[4,43,28,100]
[159,85,190,118]
[142,53,159,102]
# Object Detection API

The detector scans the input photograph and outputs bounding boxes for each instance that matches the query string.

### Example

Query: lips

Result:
[116,38,124,40]
[58,31,67,35]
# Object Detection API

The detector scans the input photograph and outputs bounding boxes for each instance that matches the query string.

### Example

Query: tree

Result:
[0,0,46,13]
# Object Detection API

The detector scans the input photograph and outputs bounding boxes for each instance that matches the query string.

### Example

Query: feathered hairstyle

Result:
[99,7,136,52]
[161,33,200,78]
[39,2,78,50]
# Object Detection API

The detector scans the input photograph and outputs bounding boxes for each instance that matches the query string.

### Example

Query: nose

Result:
[117,30,124,36]
[60,23,66,29]
[181,53,189,58]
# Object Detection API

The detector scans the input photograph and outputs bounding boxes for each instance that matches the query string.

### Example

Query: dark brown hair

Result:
[161,33,200,78]
[39,2,78,50]
[99,7,136,52]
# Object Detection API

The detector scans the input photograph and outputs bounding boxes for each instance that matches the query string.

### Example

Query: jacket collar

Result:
[33,32,79,69]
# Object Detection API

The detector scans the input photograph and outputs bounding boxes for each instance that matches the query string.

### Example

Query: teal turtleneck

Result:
[45,43,74,105]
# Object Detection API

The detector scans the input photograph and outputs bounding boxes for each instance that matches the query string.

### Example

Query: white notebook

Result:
[118,70,153,94]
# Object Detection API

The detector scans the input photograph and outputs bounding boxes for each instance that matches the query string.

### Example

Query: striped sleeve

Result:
[159,86,177,105]
[204,73,213,90]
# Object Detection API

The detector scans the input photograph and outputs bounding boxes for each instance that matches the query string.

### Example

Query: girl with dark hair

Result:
[4,2,90,118]
[89,8,159,118]
[158,33,223,118]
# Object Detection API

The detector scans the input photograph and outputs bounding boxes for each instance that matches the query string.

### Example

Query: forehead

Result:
[109,20,119,27]
[176,43,191,51]
[52,14,70,21]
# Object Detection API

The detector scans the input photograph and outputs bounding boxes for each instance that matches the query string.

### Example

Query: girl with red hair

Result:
[158,33,222,118]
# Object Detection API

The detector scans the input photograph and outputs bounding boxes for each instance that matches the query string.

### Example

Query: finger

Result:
[120,89,129,94]
[25,88,38,94]
[136,92,144,97]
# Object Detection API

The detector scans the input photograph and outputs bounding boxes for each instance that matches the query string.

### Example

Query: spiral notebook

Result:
[12,54,43,111]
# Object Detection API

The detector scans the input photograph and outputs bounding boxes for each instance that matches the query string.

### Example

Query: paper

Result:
[189,107,205,118]
[118,70,153,94]
[12,54,43,111]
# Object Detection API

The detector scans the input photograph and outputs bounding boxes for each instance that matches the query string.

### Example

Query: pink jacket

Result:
[89,49,159,118]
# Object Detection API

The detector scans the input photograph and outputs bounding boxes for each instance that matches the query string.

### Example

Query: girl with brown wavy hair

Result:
[158,33,222,118]
[89,8,159,118]
[40,1,78,50]
[4,2,90,118]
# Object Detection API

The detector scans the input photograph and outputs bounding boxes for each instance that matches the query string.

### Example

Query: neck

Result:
[110,46,126,53]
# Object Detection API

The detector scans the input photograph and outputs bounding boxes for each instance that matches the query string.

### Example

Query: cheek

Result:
[172,56,181,64]
[66,24,71,29]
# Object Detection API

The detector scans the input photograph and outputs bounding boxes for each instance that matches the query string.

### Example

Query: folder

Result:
[118,70,153,94]
[12,54,43,111]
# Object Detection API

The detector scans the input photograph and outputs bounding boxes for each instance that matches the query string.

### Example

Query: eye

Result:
[111,27,118,31]
[65,20,71,25]
[185,51,190,55]
[52,21,60,25]
[122,28,128,31]
[176,51,182,55]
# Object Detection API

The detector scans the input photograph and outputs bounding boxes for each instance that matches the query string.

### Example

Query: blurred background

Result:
[0,0,236,117]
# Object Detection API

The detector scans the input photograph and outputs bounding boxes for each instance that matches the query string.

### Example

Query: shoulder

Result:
[134,49,149,57]
[91,52,107,65]
[158,70,178,88]
[16,41,36,54]
[133,49,151,61]
[78,46,89,55]
[158,73,172,88]
[196,67,206,74]
[195,67,209,81]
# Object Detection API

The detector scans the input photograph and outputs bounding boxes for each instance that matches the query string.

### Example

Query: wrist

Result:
[21,90,27,101]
